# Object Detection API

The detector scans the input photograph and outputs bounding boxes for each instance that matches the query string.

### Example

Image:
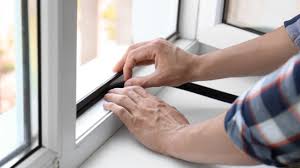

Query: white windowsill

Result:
[80,86,274,168]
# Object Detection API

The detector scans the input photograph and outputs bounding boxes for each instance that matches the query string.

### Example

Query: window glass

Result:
[0,0,39,167]
[132,0,179,42]
[76,0,179,102]
[224,0,300,33]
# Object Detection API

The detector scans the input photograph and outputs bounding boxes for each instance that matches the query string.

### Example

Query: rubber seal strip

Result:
[77,80,238,117]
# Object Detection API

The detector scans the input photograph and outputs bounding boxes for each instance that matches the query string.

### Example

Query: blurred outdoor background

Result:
[0,0,16,114]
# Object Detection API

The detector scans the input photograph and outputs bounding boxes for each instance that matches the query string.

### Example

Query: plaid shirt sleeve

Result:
[224,15,300,167]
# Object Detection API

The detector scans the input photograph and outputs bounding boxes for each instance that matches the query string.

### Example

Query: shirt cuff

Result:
[284,14,300,48]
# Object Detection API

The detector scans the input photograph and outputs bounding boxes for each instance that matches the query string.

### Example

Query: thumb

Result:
[125,71,161,88]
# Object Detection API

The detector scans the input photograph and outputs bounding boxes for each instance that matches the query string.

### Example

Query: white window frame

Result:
[196,0,259,49]
[16,0,264,167]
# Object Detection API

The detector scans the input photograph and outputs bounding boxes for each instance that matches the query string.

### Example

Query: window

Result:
[76,0,180,116]
[49,1,183,167]
[224,0,300,34]
[0,0,40,167]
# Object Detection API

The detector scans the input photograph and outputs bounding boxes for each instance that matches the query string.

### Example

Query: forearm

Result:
[190,27,298,81]
[166,113,258,165]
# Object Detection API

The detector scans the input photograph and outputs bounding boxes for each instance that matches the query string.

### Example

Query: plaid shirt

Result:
[225,14,300,167]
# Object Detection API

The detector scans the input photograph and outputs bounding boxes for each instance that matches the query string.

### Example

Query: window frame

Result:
[15,0,291,167]
[222,0,265,35]
[26,0,193,167]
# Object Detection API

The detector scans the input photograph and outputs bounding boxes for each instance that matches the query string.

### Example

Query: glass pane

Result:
[76,0,179,102]
[224,0,300,33]
[0,0,39,166]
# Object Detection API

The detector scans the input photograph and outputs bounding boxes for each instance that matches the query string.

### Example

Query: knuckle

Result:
[153,41,166,51]
[117,107,127,113]
[127,49,138,59]
[127,50,134,57]
[118,95,128,102]
[128,45,136,51]
[124,88,132,95]
[154,38,165,43]
[123,89,129,95]
[132,85,143,91]
[126,86,135,91]
[124,61,134,71]
[126,54,137,65]
[153,38,163,46]
[123,64,131,72]
[157,101,167,108]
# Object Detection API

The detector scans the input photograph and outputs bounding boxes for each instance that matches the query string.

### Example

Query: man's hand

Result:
[103,86,189,154]
[113,38,197,88]
[103,86,258,165]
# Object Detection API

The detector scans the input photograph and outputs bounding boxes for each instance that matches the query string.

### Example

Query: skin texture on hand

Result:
[113,38,197,88]
[104,86,189,154]
[103,86,258,165]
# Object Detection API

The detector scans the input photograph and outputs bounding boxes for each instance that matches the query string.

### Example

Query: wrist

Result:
[164,124,190,157]
[188,54,208,82]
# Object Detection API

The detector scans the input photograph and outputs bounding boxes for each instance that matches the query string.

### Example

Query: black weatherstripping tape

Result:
[111,81,238,103]
[108,81,238,104]
[77,80,238,117]
[175,82,237,104]
[77,73,124,117]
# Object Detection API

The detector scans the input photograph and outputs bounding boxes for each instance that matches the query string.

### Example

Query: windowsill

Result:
[80,86,274,168]
[198,24,259,49]
[193,76,260,96]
